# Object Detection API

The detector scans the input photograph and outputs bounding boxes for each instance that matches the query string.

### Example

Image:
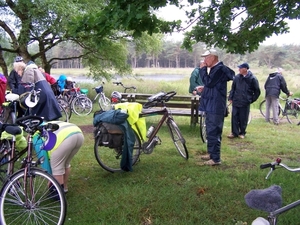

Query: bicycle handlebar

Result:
[260,158,300,179]
[143,91,177,109]
[113,82,136,92]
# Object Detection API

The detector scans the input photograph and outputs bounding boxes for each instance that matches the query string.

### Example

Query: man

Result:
[8,56,23,91]
[189,61,204,96]
[264,68,292,125]
[228,63,260,138]
[196,49,235,166]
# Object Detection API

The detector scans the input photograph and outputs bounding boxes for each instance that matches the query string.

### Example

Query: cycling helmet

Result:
[111,91,122,103]
[14,56,23,62]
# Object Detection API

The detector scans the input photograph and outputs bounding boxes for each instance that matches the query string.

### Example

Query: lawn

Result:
[63,67,300,224]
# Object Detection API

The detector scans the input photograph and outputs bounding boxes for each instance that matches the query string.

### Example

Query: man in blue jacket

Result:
[196,49,235,166]
[228,63,260,138]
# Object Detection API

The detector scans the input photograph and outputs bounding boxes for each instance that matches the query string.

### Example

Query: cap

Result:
[14,56,23,62]
[238,63,249,69]
[201,49,219,57]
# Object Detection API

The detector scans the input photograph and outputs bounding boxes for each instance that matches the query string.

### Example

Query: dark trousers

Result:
[231,105,250,136]
[206,113,224,163]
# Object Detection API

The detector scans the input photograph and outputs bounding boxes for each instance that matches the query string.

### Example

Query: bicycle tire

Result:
[57,97,72,119]
[167,119,189,159]
[286,101,300,124]
[58,103,69,122]
[94,129,141,172]
[71,96,93,116]
[199,112,207,143]
[98,96,112,111]
[0,168,67,225]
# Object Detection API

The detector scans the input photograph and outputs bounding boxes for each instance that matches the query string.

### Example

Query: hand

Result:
[196,86,204,93]
[289,92,293,96]
[200,62,206,68]
[192,90,197,95]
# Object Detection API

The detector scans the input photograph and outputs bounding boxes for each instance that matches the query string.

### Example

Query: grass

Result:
[4,68,295,224]
[66,111,300,225]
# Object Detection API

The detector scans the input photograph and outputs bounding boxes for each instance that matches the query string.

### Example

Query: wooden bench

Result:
[120,93,200,126]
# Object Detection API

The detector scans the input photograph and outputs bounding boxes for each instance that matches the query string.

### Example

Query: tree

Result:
[182,0,300,54]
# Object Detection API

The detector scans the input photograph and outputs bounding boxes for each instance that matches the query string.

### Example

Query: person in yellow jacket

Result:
[33,121,84,193]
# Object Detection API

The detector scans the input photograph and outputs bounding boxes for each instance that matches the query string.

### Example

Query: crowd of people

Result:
[189,49,293,166]
[3,56,84,198]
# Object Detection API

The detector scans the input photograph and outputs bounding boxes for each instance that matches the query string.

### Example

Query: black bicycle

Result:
[94,91,188,173]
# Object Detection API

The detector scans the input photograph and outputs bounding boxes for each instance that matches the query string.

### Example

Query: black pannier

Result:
[94,122,124,148]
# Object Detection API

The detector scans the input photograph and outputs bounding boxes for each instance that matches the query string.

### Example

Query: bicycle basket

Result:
[95,86,103,94]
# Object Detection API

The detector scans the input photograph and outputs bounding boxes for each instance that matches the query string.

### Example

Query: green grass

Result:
[65,114,300,224]
[56,71,300,224]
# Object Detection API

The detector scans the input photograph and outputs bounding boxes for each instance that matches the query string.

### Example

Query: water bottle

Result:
[146,125,155,138]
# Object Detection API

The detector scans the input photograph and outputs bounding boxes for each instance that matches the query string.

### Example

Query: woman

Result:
[13,61,62,121]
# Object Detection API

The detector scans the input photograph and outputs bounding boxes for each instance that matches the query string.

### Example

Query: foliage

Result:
[182,0,300,54]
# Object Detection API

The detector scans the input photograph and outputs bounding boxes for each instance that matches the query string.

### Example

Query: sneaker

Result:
[200,154,210,160]
[227,134,236,139]
[238,135,245,139]
[203,159,221,166]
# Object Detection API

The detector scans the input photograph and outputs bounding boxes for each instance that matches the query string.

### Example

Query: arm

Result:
[251,77,261,103]
[279,75,292,96]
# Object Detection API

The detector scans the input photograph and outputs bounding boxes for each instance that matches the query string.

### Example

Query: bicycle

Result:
[0,115,67,224]
[92,82,112,111]
[94,91,189,173]
[111,81,137,106]
[245,158,300,225]
[57,81,93,116]
[259,96,300,124]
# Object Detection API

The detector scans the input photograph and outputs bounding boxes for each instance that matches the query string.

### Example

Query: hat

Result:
[238,63,249,69]
[14,56,23,62]
[201,49,218,57]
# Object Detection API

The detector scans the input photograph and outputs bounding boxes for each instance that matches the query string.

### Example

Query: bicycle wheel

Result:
[57,103,69,122]
[0,168,66,225]
[57,97,72,119]
[167,118,189,159]
[98,96,112,111]
[199,112,207,143]
[286,101,300,124]
[94,129,141,172]
[71,96,93,116]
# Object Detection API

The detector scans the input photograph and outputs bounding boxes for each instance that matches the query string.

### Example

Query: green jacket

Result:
[189,67,204,94]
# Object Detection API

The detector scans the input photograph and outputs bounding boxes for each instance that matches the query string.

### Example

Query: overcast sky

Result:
[157,5,300,46]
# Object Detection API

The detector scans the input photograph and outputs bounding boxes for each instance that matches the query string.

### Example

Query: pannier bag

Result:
[95,122,124,148]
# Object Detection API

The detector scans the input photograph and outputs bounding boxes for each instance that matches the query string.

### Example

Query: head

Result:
[237,63,249,75]
[13,61,27,76]
[274,67,283,74]
[201,49,219,67]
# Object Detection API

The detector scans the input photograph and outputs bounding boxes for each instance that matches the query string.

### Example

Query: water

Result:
[52,74,185,83]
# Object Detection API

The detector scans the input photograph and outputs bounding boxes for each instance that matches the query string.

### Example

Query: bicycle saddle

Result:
[245,185,282,212]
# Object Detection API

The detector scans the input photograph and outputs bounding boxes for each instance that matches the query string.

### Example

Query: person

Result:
[227,63,261,139]
[13,60,62,121]
[0,73,7,111]
[189,61,204,96]
[8,56,23,90]
[264,68,293,125]
[38,66,56,85]
[196,49,235,166]
[33,121,84,193]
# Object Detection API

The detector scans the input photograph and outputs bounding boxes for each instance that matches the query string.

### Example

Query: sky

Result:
[156,4,300,46]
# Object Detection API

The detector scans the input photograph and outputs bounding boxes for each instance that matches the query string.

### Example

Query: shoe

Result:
[238,135,245,139]
[203,159,221,166]
[200,154,210,160]
[227,134,236,138]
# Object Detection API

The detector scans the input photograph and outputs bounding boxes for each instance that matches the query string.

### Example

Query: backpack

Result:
[94,122,124,149]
